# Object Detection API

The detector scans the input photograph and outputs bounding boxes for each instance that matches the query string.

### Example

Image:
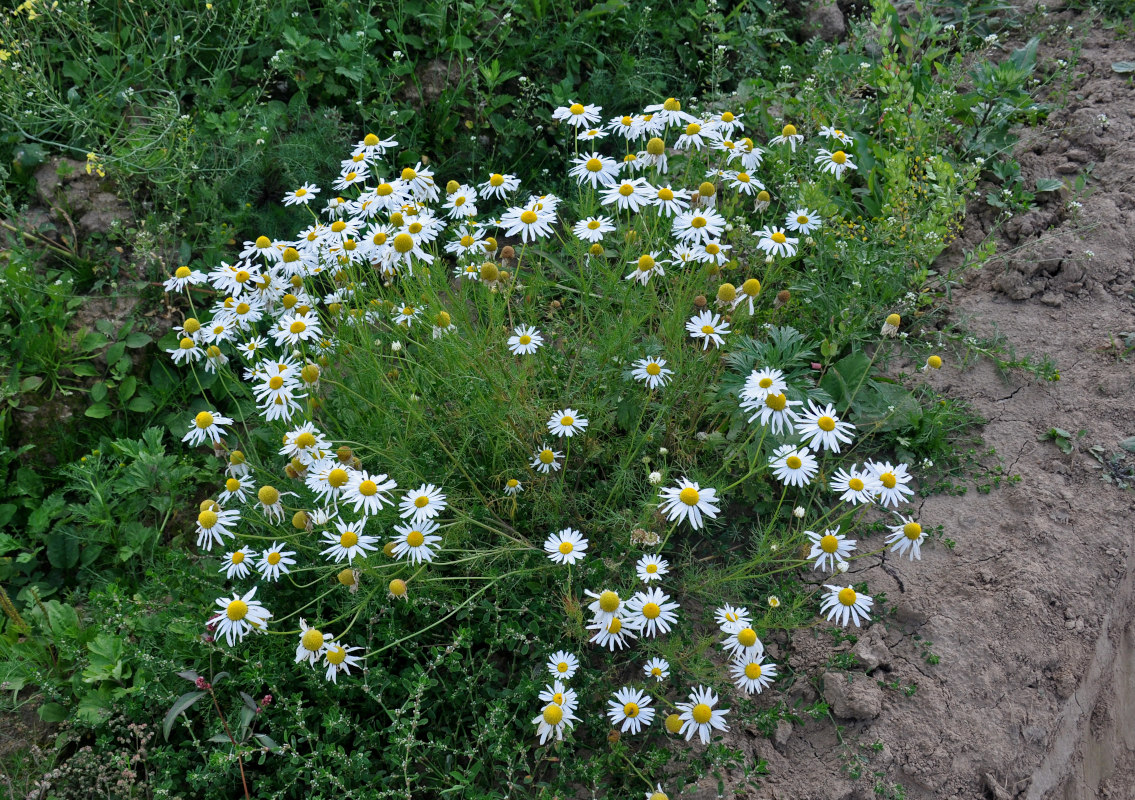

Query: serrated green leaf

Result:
[1035,178,1064,193]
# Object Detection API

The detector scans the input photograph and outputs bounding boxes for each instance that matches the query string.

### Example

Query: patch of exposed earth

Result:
[707,10,1135,800]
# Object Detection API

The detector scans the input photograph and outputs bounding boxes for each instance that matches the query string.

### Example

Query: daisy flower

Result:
[321,519,379,563]
[785,208,822,234]
[769,444,819,487]
[342,470,398,516]
[830,464,882,505]
[544,528,588,565]
[625,588,679,638]
[323,642,364,684]
[815,148,857,179]
[725,170,763,195]
[865,460,915,507]
[390,519,442,565]
[649,184,690,216]
[162,266,208,293]
[721,625,764,660]
[501,205,555,243]
[768,123,804,150]
[257,542,296,582]
[674,120,710,150]
[295,621,332,666]
[547,650,580,681]
[587,613,637,651]
[553,101,602,128]
[600,177,653,213]
[196,506,239,552]
[531,444,563,474]
[539,681,579,717]
[731,655,778,695]
[796,401,856,452]
[182,410,232,448]
[676,686,730,744]
[568,152,621,188]
[572,215,616,242]
[819,125,853,145]
[504,478,523,496]
[508,325,544,355]
[533,701,578,745]
[658,477,719,530]
[220,546,254,580]
[400,484,447,524]
[576,127,607,142]
[715,604,751,632]
[644,657,670,682]
[820,585,873,627]
[756,227,798,258]
[686,310,730,350]
[630,357,673,391]
[219,475,254,505]
[741,391,803,435]
[209,587,271,647]
[392,303,421,327]
[885,516,926,560]
[740,367,787,403]
[442,184,478,219]
[625,253,666,285]
[806,527,856,572]
[547,409,588,438]
[585,589,624,625]
[711,109,744,134]
[479,172,520,200]
[283,183,321,206]
[608,687,655,734]
[672,208,726,244]
[636,554,669,583]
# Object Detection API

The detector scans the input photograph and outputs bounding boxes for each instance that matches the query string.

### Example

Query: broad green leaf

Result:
[163,690,207,739]
[38,702,68,722]
[85,403,112,419]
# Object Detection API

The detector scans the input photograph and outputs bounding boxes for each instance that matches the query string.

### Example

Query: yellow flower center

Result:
[880,472,897,489]
[569,102,584,115]
[326,645,347,664]
[699,181,715,197]
[295,432,316,449]
[646,563,658,573]
[623,702,640,717]
[414,495,430,508]
[599,591,620,612]
[651,793,669,800]
[556,661,569,673]
[506,479,519,489]
[338,568,356,586]
[782,124,797,137]
[231,550,245,564]
[665,713,683,733]
[480,262,500,282]
[758,377,773,388]
[539,449,555,464]
[820,534,839,553]
[904,522,922,540]
[691,216,707,229]
[520,210,538,224]
[765,393,787,410]
[928,355,943,369]
[638,255,654,271]
[389,578,407,597]
[519,335,532,345]
[175,266,191,279]
[584,157,604,173]
[832,150,847,164]
[647,137,665,155]
[258,486,280,505]
[663,98,681,111]
[406,530,425,547]
[657,188,675,202]
[646,362,661,376]
[376,182,393,196]
[838,587,857,606]
[736,172,750,183]
[651,667,662,676]
[818,416,836,431]
[642,602,661,619]
[706,243,720,255]
[302,628,324,651]
[224,478,240,493]
[737,627,757,647]
[179,338,195,350]
[757,190,771,202]
[745,662,762,680]
[267,552,282,565]
[771,232,787,244]
[685,122,701,136]
[230,451,245,464]
[558,541,574,554]
[615,183,633,197]
[357,480,380,497]
[489,173,504,186]
[679,487,700,505]
[786,456,803,470]
[363,133,380,146]
[701,324,715,335]
[195,411,214,429]
[607,617,622,634]
[408,222,423,234]
[401,167,417,181]
[543,704,564,725]
[721,111,735,122]
[393,233,414,253]
[289,320,306,334]
[226,600,248,621]
[560,416,574,427]
[235,270,250,283]
[848,477,865,491]
[692,703,712,724]
[340,531,359,548]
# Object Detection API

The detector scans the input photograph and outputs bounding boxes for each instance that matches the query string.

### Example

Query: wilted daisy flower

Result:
[785,208,822,234]
[280,422,332,465]
[721,625,764,660]
[547,409,588,438]
[642,97,694,129]
[209,587,271,646]
[163,266,208,293]
[658,477,720,530]
[168,336,204,365]
[585,589,624,625]
[885,516,926,560]
[554,101,602,128]
[182,410,233,448]
[676,685,729,744]
[806,527,856,572]
[672,208,726,244]
[479,172,520,200]
[255,485,289,524]
[508,325,544,355]
[218,474,255,505]
[533,700,577,745]
[820,585,873,627]
[295,620,332,666]
[626,588,679,637]
[741,367,787,403]
[819,125,853,145]
[569,152,620,188]
[644,657,670,682]
[815,148,857,179]
[400,484,447,524]
[865,460,915,507]
[769,444,819,487]
[587,613,637,651]
[715,604,751,632]
[631,357,673,390]
[625,253,666,286]
[390,519,442,565]
[531,444,563,473]
[323,642,364,684]
[539,680,579,717]
[220,546,254,580]
[830,464,882,505]
[547,650,580,681]
[796,401,856,453]
[544,528,589,565]
[731,655,778,695]
[196,505,239,551]
[504,478,523,496]
[769,123,804,150]
[283,183,321,206]
[636,555,669,583]
[573,215,616,242]
[342,470,398,516]
[257,542,296,582]
[756,227,798,258]
[608,687,656,734]
[686,310,730,350]
[321,519,379,563]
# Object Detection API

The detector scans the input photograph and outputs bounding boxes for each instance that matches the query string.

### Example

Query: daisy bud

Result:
[664,713,684,733]
[391,341,403,352]
[500,245,516,261]
[445,180,460,194]
[693,295,707,308]
[836,560,849,573]
[764,254,774,265]
[793,506,806,518]
[926,355,943,369]
[589,243,604,256]
[291,511,308,530]
[658,447,668,455]
[388,578,408,599]
[550,300,561,309]
[479,262,500,283]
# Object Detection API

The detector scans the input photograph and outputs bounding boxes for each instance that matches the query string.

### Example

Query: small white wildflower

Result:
[391,341,402,352]
[648,471,662,485]
[793,506,806,519]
